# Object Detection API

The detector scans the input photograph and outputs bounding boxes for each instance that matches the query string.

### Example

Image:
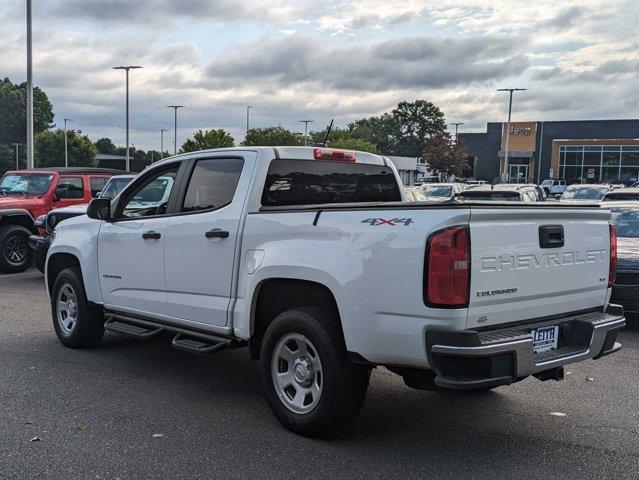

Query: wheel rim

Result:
[56,283,79,335]
[5,233,28,265]
[271,333,323,414]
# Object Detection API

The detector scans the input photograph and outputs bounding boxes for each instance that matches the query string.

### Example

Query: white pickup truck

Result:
[45,147,625,436]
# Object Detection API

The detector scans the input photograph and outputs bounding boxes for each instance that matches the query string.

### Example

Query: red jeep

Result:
[0,167,121,273]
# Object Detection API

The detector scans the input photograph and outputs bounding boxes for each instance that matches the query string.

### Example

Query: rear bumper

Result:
[425,305,625,390]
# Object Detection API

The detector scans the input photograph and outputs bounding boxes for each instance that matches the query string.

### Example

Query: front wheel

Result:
[0,225,33,273]
[260,307,370,437]
[51,267,104,348]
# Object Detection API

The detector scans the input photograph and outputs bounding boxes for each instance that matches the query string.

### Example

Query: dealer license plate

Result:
[531,325,559,354]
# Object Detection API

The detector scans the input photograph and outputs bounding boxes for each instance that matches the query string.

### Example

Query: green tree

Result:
[180,129,235,153]
[349,100,446,156]
[0,77,54,146]
[421,130,468,179]
[35,130,97,168]
[95,137,118,155]
[241,126,303,146]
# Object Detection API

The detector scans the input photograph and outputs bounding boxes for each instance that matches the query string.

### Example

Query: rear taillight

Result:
[313,148,356,162]
[425,226,470,307]
[609,224,617,287]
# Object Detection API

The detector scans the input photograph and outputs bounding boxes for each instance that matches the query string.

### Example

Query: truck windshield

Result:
[0,173,54,196]
[421,185,453,197]
[100,177,133,199]
[561,186,607,200]
[610,208,639,238]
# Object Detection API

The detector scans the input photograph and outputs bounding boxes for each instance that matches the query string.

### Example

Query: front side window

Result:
[262,159,401,206]
[0,173,53,196]
[56,177,84,199]
[90,177,108,197]
[118,164,179,219]
[181,158,244,212]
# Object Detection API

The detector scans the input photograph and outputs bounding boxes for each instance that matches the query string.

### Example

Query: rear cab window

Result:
[262,159,401,206]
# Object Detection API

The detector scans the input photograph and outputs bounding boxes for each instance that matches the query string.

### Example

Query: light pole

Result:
[246,105,252,140]
[12,143,20,170]
[26,0,34,169]
[449,122,464,143]
[299,120,314,146]
[160,128,168,159]
[113,65,142,171]
[166,105,185,155]
[497,88,526,181]
[64,118,73,167]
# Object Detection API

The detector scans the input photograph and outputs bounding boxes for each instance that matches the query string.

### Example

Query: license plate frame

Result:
[531,325,559,354]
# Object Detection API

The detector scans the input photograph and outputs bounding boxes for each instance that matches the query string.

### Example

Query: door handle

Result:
[205,228,229,239]
[142,231,162,240]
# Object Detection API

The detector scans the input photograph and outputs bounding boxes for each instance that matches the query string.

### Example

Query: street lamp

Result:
[166,105,185,155]
[160,128,168,160]
[26,0,34,169]
[449,122,464,143]
[246,105,252,140]
[11,143,20,170]
[64,118,73,167]
[497,88,526,181]
[113,65,142,171]
[299,120,314,146]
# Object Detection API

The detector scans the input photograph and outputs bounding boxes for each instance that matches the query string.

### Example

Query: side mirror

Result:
[87,198,111,220]
[54,186,68,200]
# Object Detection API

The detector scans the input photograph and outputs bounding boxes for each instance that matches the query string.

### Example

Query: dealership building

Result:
[460,119,639,185]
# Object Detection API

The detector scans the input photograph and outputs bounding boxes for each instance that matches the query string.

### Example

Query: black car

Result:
[609,203,639,318]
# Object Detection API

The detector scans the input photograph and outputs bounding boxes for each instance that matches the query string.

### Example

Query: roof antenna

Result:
[311,119,334,147]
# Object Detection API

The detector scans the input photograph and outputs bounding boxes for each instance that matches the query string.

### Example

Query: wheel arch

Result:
[0,210,36,231]
[249,278,345,360]
[46,252,82,297]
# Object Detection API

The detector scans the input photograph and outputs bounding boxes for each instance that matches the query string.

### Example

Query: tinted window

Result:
[262,159,401,206]
[56,177,84,199]
[182,158,244,212]
[611,209,639,237]
[604,192,639,201]
[459,191,521,201]
[90,177,108,197]
[118,164,179,219]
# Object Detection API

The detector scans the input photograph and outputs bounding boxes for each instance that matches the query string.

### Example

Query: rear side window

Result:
[262,159,401,206]
[181,158,244,212]
[89,177,108,198]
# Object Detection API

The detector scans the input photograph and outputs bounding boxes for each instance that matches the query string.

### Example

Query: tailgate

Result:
[467,207,611,329]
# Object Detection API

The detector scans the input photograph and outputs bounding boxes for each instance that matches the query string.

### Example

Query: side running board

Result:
[103,311,243,355]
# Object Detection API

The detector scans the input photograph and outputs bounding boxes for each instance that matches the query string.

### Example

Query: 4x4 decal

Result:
[361,217,414,226]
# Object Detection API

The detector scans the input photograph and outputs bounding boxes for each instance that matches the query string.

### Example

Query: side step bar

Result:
[104,311,243,355]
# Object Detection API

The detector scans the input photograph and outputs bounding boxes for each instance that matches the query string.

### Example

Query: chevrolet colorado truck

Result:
[0,167,120,273]
[45,147,625,436]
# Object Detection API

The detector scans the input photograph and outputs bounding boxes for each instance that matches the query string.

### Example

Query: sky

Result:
[2,0,639,151]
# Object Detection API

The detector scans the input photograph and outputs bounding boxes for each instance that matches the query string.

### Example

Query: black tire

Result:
[0,225,33,273]
[33,248,46,274]
[260,307,370,437]
[51,267,104,348]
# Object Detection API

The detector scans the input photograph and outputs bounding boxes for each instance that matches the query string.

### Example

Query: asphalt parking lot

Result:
[1,269,638,479]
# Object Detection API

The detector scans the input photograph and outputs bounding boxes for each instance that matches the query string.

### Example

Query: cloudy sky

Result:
[2,0,639,151]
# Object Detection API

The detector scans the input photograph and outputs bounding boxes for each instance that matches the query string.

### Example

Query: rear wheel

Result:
[0,225,33,273]
[260,307,370,437]
[51,267,104,348]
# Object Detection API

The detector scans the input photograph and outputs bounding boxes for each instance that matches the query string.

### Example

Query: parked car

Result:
[420,183,466,200]
[403,187,427,202]
[540,179,567,196]
[602,188,639,202]
[29,174,137,273]
[0,167,121,273]
[45,146,624,436]
[464,179,489,186]
[608,204,639,317]
[458,183,545,202]
[559,184,619,202]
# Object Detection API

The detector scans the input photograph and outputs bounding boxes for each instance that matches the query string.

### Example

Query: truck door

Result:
[164,154,254,329]
[98,162,181,317]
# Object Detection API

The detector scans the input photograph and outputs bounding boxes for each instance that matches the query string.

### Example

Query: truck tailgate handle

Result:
[539,225,564,249]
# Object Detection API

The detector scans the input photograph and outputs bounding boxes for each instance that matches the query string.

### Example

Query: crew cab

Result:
[45,147,625,436]
[0,167,120,273]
